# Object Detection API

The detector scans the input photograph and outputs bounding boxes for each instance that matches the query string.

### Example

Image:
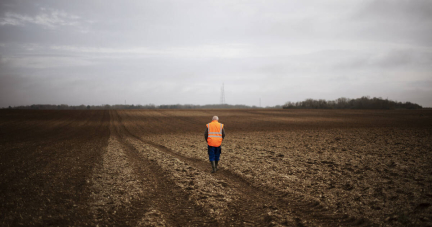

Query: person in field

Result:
[204,116,226,173]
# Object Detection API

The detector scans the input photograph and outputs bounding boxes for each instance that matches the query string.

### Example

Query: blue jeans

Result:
[208,146,221,162]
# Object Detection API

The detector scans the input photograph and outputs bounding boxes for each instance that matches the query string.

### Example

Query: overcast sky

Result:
[1,0,431,107]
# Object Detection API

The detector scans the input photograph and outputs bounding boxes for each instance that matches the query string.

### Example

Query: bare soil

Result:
[0,109,431,226]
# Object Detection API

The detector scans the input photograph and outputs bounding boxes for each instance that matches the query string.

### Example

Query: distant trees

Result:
[8,103,268,110]
[11,97,421,110]
[158,104,252,109]
[283,96,422,109]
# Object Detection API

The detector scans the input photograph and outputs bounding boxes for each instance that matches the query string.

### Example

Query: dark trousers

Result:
[207,146,221,162]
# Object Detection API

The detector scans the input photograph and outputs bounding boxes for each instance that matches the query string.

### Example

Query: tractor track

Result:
[88,110,217,226]
[114,110,374,226]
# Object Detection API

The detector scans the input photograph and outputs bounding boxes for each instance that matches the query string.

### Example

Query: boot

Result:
[211,161,216,173]
[215,161,219,171]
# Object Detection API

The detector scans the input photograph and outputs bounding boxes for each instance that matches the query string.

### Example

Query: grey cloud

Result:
[347,0,432,46]
[372,49,432,69]
[333,49,432,71]
[1,0,431,107]
[355,0,432,22]
[0,10,80,28]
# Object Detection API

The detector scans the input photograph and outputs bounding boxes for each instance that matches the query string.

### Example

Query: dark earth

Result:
[1,109,431,226]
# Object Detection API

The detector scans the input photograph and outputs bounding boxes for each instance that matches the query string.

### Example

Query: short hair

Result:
[212,116,219,121]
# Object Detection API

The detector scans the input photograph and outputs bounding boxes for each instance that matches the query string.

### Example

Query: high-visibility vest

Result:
[207,120,224,147]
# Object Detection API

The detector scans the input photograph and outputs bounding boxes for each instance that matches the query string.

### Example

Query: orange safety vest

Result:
[206,120,224,147]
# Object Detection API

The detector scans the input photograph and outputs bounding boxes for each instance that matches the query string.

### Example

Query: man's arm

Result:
[204,128,208,142]
[222,127,225,139]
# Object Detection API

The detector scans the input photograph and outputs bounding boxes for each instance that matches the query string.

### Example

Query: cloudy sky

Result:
[1,0,431,107]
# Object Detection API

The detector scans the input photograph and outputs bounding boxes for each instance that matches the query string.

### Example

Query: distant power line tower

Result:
[220,83,226,104]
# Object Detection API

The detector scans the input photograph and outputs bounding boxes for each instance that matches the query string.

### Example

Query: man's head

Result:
[212,116,219,121]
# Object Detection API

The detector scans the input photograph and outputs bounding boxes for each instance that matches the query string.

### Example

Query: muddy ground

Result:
[0,109,431,226]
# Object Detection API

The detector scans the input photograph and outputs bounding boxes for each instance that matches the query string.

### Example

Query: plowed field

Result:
[1,109,431,226]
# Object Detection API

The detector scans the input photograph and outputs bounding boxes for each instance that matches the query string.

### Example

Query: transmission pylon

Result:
[220,83,225,104]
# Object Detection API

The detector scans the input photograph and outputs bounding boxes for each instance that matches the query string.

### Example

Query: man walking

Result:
[204,116,225,173]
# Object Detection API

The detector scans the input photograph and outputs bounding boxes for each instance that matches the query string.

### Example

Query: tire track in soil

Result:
[139,140,374,227]
[89,135,157,226]
[115,111,375,226]
[88,110,217,226]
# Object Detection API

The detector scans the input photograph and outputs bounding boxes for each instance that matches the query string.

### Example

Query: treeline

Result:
[7,103,280,110]
[158,104,271,109]
[7,97,420,110]
[283,96,422,109]
[8,104,158,110]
